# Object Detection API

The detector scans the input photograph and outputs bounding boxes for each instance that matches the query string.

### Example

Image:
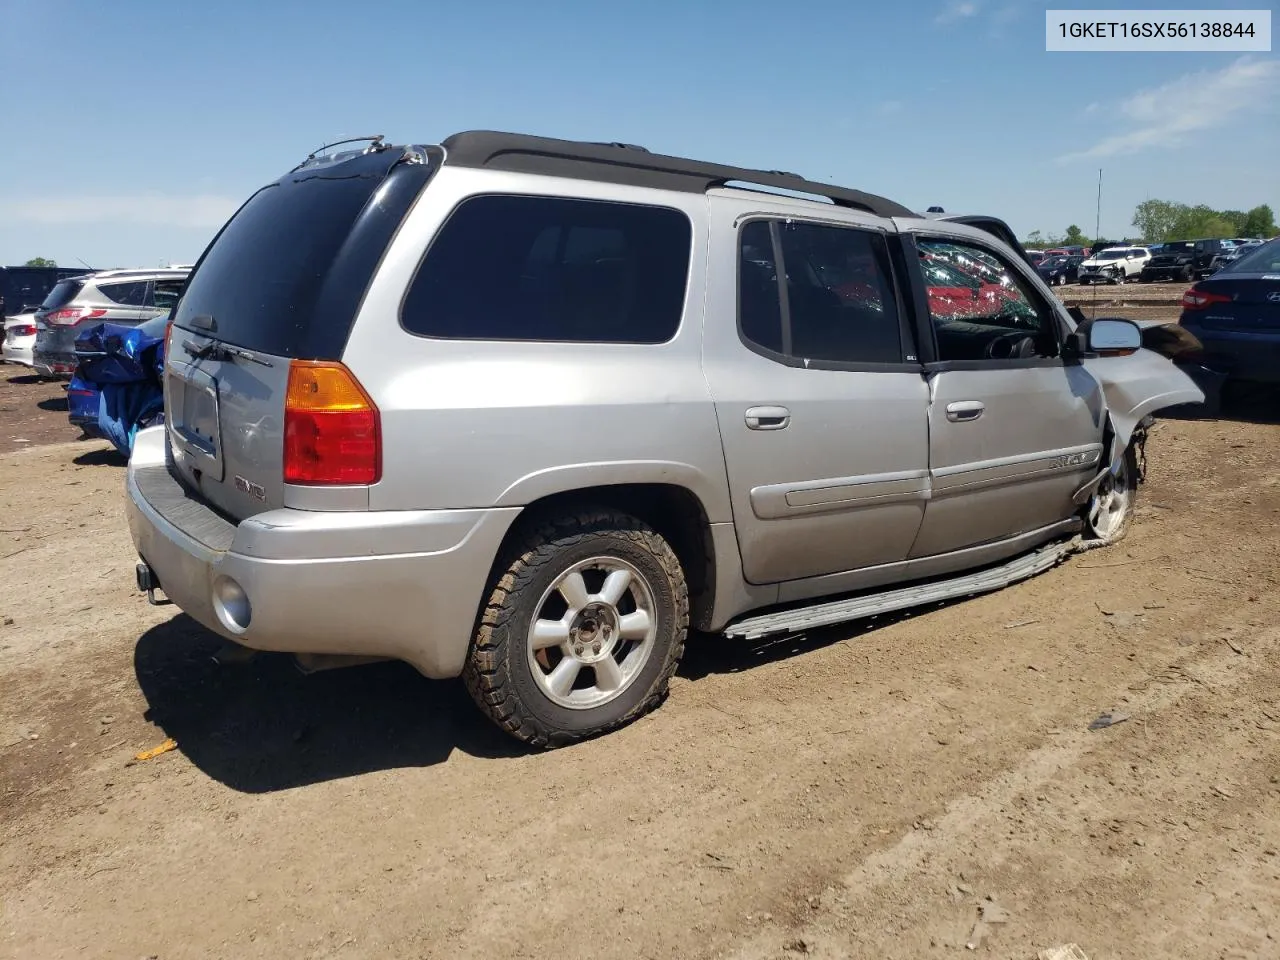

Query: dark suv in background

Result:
[1140,238,1234,282]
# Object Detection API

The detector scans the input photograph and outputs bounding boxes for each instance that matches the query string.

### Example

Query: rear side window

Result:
[401,195,691,343]
[99,281,149,306]
[174,150,431,358]
[738,219,904,365]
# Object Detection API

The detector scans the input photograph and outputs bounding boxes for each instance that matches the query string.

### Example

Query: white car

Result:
[1077,246,1151,284]
[2,310,38,367]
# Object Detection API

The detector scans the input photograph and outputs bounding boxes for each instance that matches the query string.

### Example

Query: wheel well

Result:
[500,484,717,631]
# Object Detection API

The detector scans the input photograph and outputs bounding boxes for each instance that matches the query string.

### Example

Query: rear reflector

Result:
[283,360,381,486]
[1181,287,1232,310]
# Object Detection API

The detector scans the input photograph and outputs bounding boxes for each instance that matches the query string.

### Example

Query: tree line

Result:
[1023,200,1276,249]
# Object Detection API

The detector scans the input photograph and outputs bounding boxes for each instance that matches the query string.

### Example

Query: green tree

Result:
[1132,199,1184,243]
[24,257,57,267]
[1023,229,1061,248]
[1242,204,1276,238]
[1062,224,1088,246]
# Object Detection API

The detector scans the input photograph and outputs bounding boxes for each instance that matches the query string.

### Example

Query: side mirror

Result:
[1088,318,1142,356]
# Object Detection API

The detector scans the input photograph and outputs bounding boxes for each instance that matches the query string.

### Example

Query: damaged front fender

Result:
[1071,347,1204,504]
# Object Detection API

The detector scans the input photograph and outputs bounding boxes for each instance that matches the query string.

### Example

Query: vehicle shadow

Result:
[5,373,45,386]
[133,614,525,793]
[73,448,127,467]
[37,396,67,412]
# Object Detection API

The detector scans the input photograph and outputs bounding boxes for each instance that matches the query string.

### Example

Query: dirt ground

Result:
[4,334,1280,960]
[0,369,79,455]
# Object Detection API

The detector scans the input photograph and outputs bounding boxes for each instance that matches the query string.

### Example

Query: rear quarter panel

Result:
[340,168,733,522]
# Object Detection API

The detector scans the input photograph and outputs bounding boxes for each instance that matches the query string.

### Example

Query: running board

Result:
[723,538,1082,640]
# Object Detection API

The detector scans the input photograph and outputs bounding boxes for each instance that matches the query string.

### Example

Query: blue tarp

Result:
[71,320,167,457]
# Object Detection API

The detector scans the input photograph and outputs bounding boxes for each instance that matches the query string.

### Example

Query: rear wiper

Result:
[181,337,273,368]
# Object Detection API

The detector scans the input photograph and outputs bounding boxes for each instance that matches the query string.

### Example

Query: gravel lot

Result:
[4,294,1280,959]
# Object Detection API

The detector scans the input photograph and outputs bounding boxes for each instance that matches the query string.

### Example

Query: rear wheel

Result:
[463,510,688,748]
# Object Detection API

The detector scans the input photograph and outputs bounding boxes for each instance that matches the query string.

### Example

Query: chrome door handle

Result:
[745,405,791,430]
[946,400,985,422]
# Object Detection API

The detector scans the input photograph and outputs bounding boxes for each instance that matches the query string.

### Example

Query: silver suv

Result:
[126,132,1202,747]
[34,268,189,375]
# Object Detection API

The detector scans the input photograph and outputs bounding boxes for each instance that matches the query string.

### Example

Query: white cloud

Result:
[0,193,239,229]
[878,99,904,115]
[1058,56,1280,163]
[934,1,980,25]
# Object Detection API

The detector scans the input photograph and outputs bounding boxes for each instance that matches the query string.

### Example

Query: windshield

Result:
[1221,238,1280,274]
[1096,250,1125,261]
[1162,242,1194,254]
[1041,256,1069,268]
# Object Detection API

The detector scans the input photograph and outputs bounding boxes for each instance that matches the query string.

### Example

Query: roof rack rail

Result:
[439,130,912,219]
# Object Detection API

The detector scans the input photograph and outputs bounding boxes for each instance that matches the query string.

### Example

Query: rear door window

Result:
[738,219,905,365]
[401,195,692,343]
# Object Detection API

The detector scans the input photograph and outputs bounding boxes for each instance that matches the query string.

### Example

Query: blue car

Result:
[69,315,168,456]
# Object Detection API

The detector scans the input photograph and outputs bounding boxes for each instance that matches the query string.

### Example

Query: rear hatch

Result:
[165,145,438,522]
[34,278,91,365]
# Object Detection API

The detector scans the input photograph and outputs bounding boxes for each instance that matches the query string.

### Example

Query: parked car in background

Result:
[67,315,168,452]
[3,309,39,367]
[1215,238,1264,269]
[1025,250,1046,266]
[1037,254,1084,287]
[32,268,188,376]
[125,130,1203,747]
[1078,246,1150,284]
[0,265,94,319]
[1177,237,1280,387]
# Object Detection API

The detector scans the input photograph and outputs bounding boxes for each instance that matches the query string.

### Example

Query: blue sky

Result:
[1,0,1275,267]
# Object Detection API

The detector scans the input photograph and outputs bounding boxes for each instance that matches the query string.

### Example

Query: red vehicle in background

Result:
[919,251,1019,319]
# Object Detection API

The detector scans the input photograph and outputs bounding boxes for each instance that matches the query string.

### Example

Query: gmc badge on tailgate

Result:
[234,476,266,501]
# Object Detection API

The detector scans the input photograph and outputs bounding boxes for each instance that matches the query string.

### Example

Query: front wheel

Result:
[463,510,689,748]
[1083,443,1139,545]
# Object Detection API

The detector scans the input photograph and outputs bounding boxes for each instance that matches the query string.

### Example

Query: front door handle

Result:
[946,400,985,422]
[745,405,791,430]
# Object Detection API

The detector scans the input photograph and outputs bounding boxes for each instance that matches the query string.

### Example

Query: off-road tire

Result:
[462,510,689,749]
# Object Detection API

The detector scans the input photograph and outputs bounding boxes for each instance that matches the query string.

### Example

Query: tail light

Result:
[44,307,107,326]
[283,360,381,486]
[10,324,36,337]
[163,318,175,361]
[1181,287,1231,311]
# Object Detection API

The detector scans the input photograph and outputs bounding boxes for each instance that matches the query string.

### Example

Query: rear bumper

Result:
[2,341,33,366]
[125,426,521,678]
[1180,327,1280,384]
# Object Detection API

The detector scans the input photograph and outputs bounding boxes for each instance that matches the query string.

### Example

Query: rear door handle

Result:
[745,405,791,430]
[946,400,985,422]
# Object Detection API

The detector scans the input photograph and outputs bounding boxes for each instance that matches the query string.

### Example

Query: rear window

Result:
[173,149,432,358]
[41,279,85,311]
[401,195,691,343]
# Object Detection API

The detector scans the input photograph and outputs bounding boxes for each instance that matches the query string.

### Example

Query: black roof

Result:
[439,130,914,219]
